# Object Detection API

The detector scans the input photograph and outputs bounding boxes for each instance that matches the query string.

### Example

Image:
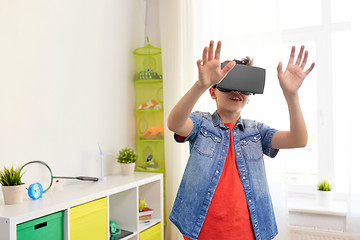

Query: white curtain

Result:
[347,1,360,238]
[158,0,196,239]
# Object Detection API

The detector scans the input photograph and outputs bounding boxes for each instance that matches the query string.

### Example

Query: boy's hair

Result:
[212,57,254,89]
[224,56,254,66]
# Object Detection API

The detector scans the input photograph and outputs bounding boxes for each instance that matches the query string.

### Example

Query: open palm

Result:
[277,45,315,96]
[197,41,235,88]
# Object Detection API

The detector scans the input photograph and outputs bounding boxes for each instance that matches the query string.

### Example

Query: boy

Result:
[167,41,315,240]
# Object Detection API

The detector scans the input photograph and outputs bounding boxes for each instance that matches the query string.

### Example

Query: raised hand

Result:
[196,40,235,89]
[277,45,315,96]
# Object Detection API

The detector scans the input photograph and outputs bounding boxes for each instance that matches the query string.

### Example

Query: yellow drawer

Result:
[139,223,161,240]
[70,197,107,240]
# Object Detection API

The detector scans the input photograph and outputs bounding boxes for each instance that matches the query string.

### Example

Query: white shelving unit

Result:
[0,172,163,240]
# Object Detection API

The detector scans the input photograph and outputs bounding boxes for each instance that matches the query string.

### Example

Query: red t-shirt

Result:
[184,123,255,240]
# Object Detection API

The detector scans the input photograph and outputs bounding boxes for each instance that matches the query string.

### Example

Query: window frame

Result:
[282,0,351,197]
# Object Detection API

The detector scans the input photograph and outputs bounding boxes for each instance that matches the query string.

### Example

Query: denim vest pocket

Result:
[193,127,221,157]
[240,134,263,161]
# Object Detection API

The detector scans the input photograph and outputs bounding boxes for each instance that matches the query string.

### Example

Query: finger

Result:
[277,62,283,79]
[287,46,296,66]
[202,46,208,65]
[295,45,305,66]
[277,62,283,74]
[304,62,315,75]
[208,40,214,61]
[214,41,221,60]
[221,60,235,75]
[197,59,202,69]
[300,50,308,69]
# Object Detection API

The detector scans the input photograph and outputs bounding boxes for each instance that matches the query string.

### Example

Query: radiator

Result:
[289,227,350,240]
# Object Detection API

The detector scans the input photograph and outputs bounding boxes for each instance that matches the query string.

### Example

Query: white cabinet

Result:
[0,172,163,240]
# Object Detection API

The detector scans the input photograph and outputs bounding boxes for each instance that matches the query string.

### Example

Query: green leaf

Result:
[117,147,138,164]
[0,166,23,186]
[317,180,332,191]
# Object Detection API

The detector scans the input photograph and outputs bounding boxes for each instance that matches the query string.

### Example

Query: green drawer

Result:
[17,211,64,240]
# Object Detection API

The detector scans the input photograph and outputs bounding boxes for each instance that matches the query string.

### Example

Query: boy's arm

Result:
[167,41,235,137]
[167,81,208,137]
[271,46,315,149]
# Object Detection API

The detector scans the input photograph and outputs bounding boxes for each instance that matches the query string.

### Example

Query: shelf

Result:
[135,109,163,113]
[134,79,163,84]
[0,172,164,240]
[288,197,347,216]
[133,54,165,236]
[139,218,161,232]
[288,197,347,232]
[137,138,164,142]
[118,233,137,240]
[136,168,165,174]
[112,229,135,240]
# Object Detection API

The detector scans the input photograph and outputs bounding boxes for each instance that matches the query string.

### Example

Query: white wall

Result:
[0,0,147,180]
[145,0,161,47]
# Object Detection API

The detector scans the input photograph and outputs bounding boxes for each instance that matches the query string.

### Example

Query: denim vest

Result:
[169,111,279,240]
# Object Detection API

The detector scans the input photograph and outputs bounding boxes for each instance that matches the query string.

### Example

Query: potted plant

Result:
[117,148,137,176]
[0,166,25,205]
[317,180,332,206]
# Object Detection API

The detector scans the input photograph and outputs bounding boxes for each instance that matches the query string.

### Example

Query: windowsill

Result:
[288,197,347,216]
[287,197,347,231]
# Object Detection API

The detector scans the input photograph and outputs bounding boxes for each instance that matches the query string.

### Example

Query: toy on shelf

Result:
[20,161,98,193]
[139,198,147,212]
[145,155,159,170]
[142,126,164,139]
[109,220,133,240]
[137,69,162,80]
[139,198,154,224]
[136,140,164,172]
[136,145,160,171]
[109,220,121,238]
[98,144,114,181]
[28,182,43,200]
[138,99,162,111]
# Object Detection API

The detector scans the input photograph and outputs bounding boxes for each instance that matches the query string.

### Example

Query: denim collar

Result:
[211,111,245,131]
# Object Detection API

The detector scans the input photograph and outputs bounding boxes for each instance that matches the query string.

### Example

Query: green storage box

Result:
[17,211,64,240]
[134,44,162,79]
[136,139,165,172]
[135,79,163,110]
[136,110,164,139]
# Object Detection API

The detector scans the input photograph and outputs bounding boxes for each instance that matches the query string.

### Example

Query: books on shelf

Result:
[139,215,152,220]
[139,219,152,224]
[139,207,154,225]
[139,207,154,217]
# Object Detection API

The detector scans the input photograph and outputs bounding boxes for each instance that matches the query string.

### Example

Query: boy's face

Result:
[209,87,250,115]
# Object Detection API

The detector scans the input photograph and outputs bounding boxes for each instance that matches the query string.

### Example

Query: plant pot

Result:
[120,163,136,176]
[317,190,332,206]
[2,184,25,205]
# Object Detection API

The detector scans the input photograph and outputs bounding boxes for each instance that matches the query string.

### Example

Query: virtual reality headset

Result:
[215,62,266,95]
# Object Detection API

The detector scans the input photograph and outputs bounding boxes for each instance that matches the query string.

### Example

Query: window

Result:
[279,0,352,195]
[193,0,355,196]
